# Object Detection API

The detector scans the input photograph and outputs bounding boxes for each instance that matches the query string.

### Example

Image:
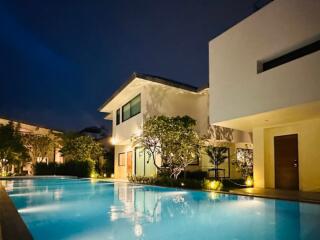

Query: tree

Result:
[205,143,229,179]
[134,115,201,179]
[0,122,29,174]
[60,135,104,162]
[22,133,57,164]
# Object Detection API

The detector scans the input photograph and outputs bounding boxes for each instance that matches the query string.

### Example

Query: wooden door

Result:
[274,134,299,190]
[127,151,132,177]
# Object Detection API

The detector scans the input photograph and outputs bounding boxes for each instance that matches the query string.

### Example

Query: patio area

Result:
[226,187,320,204]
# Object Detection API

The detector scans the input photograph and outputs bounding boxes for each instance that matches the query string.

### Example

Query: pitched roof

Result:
[98,72,208,111]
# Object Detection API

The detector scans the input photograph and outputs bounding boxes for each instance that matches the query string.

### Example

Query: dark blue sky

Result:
[0,0,265,132]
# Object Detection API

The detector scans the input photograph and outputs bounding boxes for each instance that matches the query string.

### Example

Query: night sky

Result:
[0,0,265,132]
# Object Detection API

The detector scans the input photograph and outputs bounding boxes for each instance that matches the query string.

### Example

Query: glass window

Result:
[131,95,141,116]
[116,109,120,125]
[122,94,141,122]
[122,103,131,121]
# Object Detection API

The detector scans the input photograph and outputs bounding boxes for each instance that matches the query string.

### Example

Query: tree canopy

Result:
[22,133,57,164]
[134,115,201,179]
[0,122,29,173]
[60,135,104,162]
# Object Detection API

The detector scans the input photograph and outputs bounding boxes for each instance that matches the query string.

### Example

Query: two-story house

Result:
[209,0,320,191]
[0,117,64,175]
[99,73,251,179]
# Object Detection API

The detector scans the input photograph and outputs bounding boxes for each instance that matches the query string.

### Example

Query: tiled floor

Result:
[226,187,320,204]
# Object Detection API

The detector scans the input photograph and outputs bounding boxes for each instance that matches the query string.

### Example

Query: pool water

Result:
[2,178,320,240]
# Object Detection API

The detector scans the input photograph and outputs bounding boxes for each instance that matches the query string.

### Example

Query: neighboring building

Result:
[0,117,64,175]
[99,73,251,179]
[209,0,320,191]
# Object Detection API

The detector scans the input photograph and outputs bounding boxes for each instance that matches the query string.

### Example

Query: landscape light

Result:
[245,176,253,187]
[210,180,222,190]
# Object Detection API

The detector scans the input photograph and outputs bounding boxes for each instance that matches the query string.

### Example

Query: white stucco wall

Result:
[111,83,209,144]
[144,84,209,135]
[111,86,145,145]
[209,0,320,125]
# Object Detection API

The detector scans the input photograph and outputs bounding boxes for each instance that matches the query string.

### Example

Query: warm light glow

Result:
[245,176,253,187]
[90,171,98,178]
[110,137,117,145]
[210,180,222,190]
[181,182,185,187]
[209,192,219,200]
[111,173,115,178]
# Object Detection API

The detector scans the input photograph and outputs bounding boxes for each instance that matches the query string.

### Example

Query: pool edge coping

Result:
[109,180,320,205]
[0,184,33,240]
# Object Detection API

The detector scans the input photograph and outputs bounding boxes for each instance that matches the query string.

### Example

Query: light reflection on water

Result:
[2,179,320,240]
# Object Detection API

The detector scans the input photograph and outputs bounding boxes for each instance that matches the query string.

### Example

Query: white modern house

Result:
[99,73,251,179]
[209,0,320,191]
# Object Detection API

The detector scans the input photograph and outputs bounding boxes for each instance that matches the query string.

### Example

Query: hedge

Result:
[34,160,95,178]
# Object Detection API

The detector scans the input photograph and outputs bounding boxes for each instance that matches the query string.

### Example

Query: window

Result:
[122,103,131,121]
[118,153,125,166]
[122,94,141,122]
[258,39,320,73]
[116,109,120,125]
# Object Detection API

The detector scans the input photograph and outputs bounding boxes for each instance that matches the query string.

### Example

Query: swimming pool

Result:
[2,178,320,240]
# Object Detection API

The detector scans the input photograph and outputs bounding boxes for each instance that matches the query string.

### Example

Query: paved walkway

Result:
[226,187,320,204]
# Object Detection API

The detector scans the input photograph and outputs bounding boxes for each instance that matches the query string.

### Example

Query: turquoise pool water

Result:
[2,178,320,240]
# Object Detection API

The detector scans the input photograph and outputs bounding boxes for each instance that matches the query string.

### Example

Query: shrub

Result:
[34,162,56,175]
[221,178,246,189]
[128,175,203,189]
[58,160,95,178]
[34,160,95,178]
[180,171,207,180]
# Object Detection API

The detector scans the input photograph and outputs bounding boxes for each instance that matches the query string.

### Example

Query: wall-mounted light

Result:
[110,137,117,145]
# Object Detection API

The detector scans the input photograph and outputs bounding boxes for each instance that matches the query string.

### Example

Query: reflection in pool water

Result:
[2,178,320,240]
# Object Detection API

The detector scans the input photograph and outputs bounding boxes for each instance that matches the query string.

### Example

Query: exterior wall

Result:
[114,143,158,179]
[109,80,251,179]
[209,0,320,125]
[143,84,208,135]
[112,88,145,145]
[114,144,132,179]
[110,83,211,178]
[253,118,320,192]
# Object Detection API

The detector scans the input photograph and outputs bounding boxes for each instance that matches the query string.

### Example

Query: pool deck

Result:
[0,185,33,240]
[225,187,320,204]
[103,178,320,204]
